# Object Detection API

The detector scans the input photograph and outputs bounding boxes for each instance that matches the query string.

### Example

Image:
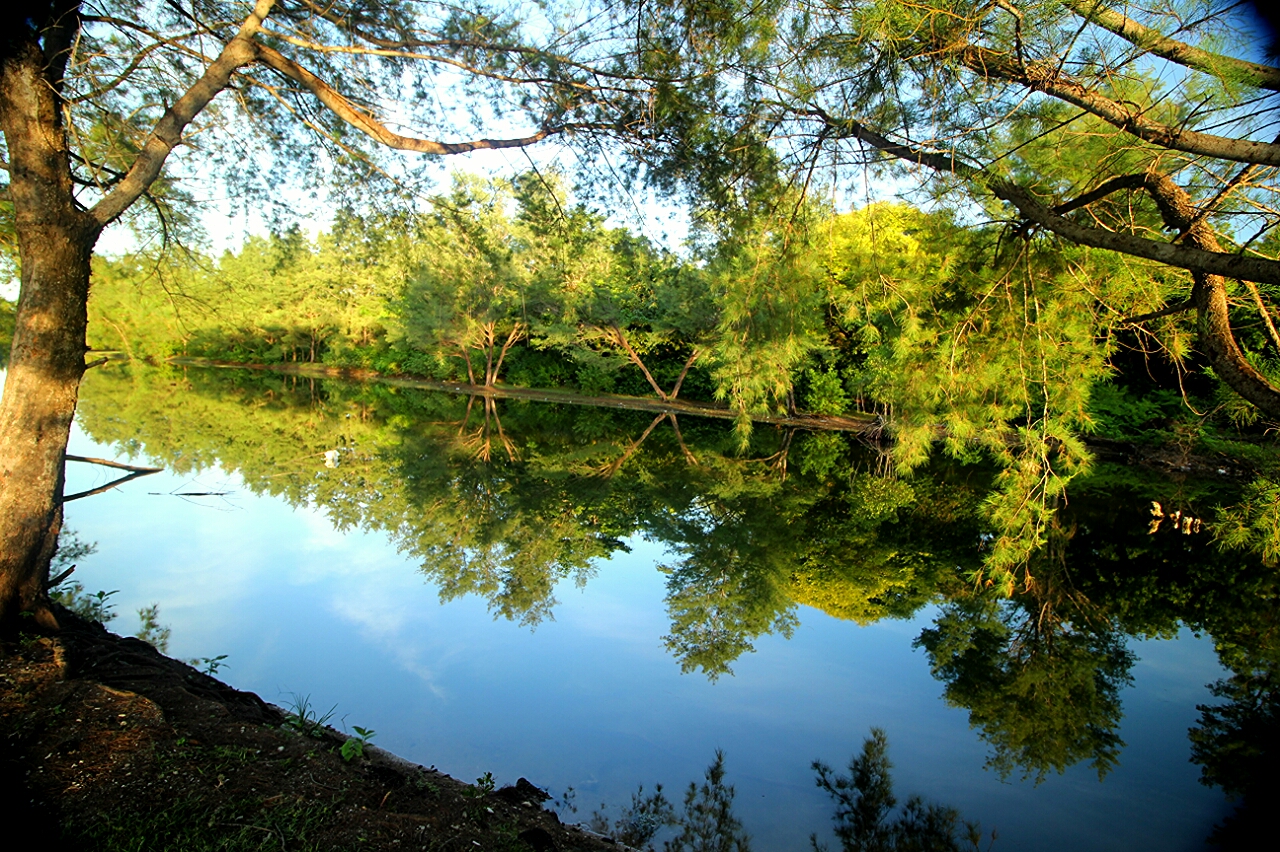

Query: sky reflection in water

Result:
[49,369,1237,851]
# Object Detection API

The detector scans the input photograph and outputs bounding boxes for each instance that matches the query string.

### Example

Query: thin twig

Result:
[63,468,162,502]
[65,454,163,473]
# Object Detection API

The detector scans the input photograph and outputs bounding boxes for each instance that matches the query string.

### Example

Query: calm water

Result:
[24,365,1256,849]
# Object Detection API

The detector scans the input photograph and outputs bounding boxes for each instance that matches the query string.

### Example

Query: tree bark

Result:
[668,347,700,401]
[0,28,102,631]
[1140,172,1280,420]
[611,324,668,400]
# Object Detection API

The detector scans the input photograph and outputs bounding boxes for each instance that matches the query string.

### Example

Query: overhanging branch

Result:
[816,112,1280,285]
[89,0,274,226]
[991,180,1280,285]
[252,41,571,155]
[1062,0,1280,92]
[956,43,1280,166]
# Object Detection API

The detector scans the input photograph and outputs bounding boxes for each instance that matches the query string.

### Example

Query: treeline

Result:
[88,172,724,403]
[80,174,1138,423]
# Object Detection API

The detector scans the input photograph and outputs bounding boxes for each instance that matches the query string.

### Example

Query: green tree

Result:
[665,751,752,852]
[916,588,1135,782]
[704,208,831,435]
[812,728,983,852]
[0,0,752,628]
[398,177,536,386]
[680,0,1280,420]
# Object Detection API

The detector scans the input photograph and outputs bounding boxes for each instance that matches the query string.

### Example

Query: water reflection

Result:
[71,364,1279,840]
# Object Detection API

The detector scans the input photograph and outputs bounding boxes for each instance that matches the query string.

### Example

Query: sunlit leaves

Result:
[1216,477,1280,565]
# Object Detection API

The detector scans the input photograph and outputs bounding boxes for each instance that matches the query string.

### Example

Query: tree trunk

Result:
[491,322,525,387]
[1142,172,1280,420]
[611,324,668,401]
[0,32,101,631]
[668,348,700,401]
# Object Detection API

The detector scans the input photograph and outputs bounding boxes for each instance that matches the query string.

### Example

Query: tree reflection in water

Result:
[74,365,1280,839]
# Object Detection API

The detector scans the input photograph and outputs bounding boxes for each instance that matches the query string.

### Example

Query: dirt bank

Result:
[1,608,620,851]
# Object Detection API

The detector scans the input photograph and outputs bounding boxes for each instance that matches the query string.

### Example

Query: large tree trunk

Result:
[0,26,101,631]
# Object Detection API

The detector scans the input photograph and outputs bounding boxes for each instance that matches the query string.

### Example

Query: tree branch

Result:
[1120,299,1194,324]
[251,41,573,155]
[62,468,161,503]
[1051,173,1147,215]
[1061,0,1280,92]
[990,179,1280,285]
[816,113,1280,284]
[88,0,274,226]
[65,454,162,473]
[957,43,1280,166]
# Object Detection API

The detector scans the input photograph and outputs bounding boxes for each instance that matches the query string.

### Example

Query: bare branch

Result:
[1241,277,1280,353]
[65,454,163,473]
[63,468,162,502]
[1121,299,1194,324]
[1051,174,1147,215]
[991,180,1280,285]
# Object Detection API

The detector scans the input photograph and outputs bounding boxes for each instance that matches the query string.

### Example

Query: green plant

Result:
[588,784,675,850]
[187,655,230,675]
[340,726,376,762]
[50,582,118,624]
[135,603,172,652]
[462,771,498,822]
[812,728,986,852]
[281,693,336,738]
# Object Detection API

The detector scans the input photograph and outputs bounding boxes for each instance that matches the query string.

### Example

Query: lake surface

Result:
[25,364,1261,849]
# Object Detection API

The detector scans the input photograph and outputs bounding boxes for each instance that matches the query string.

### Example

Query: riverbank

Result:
[0,608,618,851]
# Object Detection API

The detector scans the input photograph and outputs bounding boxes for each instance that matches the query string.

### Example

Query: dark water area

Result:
[42,364,1276,850]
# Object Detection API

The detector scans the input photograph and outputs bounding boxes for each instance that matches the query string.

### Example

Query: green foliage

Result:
[1085,382,1186,443]
[1215,477,1280,565]
[666,751,752,852]
[135,603,172,653]
[0,295,14,369]
[281,693,336,739]
[797,432,848,479]
[340,725,376,762]
[64,791,334,852]
[812,729,983,852]
[705,208,830,434]
[51,528,98,577]
[588,785,677,851]
[803,366,852,416]
[188,655,230,675]
[463,770,498,820]
[915,593,1135,783]
[51,584,119,625]
[1190,667,1280,800]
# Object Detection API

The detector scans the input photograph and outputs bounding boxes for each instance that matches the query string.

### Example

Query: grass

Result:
[66,793,335,852]
[281,692,336,738]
